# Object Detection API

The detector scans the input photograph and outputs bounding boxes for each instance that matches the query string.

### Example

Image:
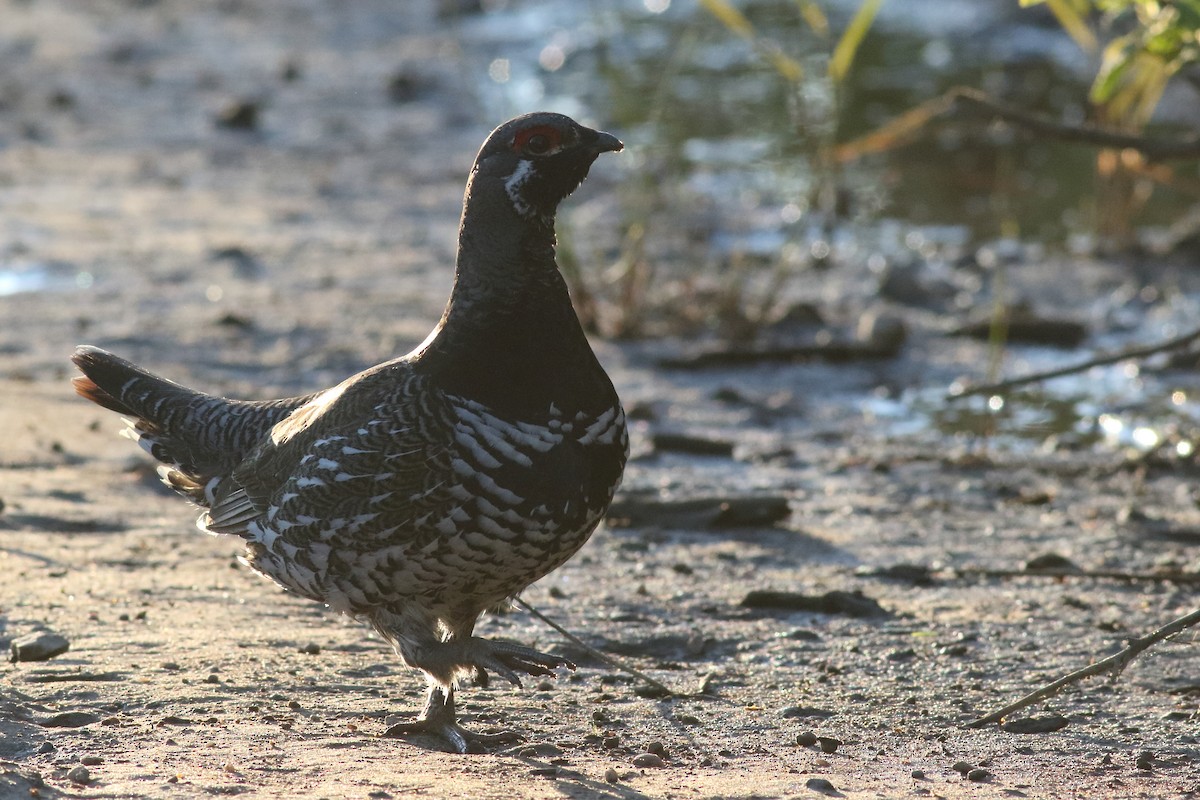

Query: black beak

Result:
[586,129,624,154]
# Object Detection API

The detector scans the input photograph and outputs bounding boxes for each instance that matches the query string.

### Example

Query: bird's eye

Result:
[524,133,551,154]
[513,126,561,156]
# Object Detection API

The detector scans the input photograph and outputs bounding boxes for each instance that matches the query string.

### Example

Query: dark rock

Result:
[41,712,100,728]
[606,495,791,530]
[386,70,429,104]
[1000,714,1069,734]
[817,736,841,754]
[952,306,1087,348]
[796,731,818,747]
[805,777,842,796]
[1023,553,1080,573]
[966,768,992,782]
[862,563,936,585]
[876,260,957,309]
[658,337,901,369]
[712,496,792,528]
[781,706,836,719]
[599,632,718,660]
[631,752,664,768]
[10,631,69,662]
[650,432,735,457]
[210,245,262,277]
[633,684,672,699]
[215,100,260,131]
[740,590,887,618]
[856,310,908,354]
[519,743,562,758]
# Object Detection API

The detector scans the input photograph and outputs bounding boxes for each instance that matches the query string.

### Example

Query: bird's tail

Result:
[72,345,311,505]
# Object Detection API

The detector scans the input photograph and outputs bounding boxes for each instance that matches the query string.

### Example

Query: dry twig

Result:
[955,566,1200,586]
[969,606,1200,727]
[946,323,1200,400]
[836,86,1200,163]
[514,597,676,698]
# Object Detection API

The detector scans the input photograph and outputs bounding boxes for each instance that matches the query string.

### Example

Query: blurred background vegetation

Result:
[461,0,1199,339]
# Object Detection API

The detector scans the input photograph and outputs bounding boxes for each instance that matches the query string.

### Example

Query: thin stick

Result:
[836,86,1200,163]
[955,567,1200,586]
[968,606,1200,728]
[948,87,1200,161]
[946,323,1200,400]
[514,597,676,698]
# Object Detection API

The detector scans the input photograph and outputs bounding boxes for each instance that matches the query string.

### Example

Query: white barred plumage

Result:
[72,112,626,754]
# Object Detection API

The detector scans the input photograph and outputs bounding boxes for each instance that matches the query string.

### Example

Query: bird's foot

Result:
[382,716,521,754]
[464,637,576,689]
[382,687,520,754]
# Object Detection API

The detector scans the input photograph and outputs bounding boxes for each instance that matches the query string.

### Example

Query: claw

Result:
[382,686,522,754]
[469,639,574,688]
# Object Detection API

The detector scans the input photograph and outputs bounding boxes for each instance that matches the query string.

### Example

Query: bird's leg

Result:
[382,685,520,754]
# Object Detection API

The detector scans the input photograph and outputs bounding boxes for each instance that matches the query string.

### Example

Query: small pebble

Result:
[911,769,925,779]
[967,768,992,782]
[604,767,619,784]
[10,631,70,662]
[797,731,818,747]
[1136,751,1155,771]
[299,643,321,655]
[805,777,839,796]
[631,753,664,768]
[67,766,91,785]
[817,736,841,754]
[645,741,667,758]
[215,99,260,130]
[37,742,56,754]
[952,761,973,774]
[81,755,103,766]
[518,743,562,758]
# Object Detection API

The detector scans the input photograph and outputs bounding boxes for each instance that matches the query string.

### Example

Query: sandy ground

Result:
[3,1,1200,798]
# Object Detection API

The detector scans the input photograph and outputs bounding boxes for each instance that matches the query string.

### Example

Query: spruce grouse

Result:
[72,112,628,753]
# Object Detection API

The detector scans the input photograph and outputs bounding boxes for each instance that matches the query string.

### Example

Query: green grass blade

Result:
[698,0,755,41]
[829,0,884,85]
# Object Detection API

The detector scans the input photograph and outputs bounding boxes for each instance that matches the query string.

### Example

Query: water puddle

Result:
[459,1,1200,457]
[865,355,1200,456]
[0,261,93,297]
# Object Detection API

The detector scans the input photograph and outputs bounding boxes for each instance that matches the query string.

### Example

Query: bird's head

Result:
[469,112,623,224]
